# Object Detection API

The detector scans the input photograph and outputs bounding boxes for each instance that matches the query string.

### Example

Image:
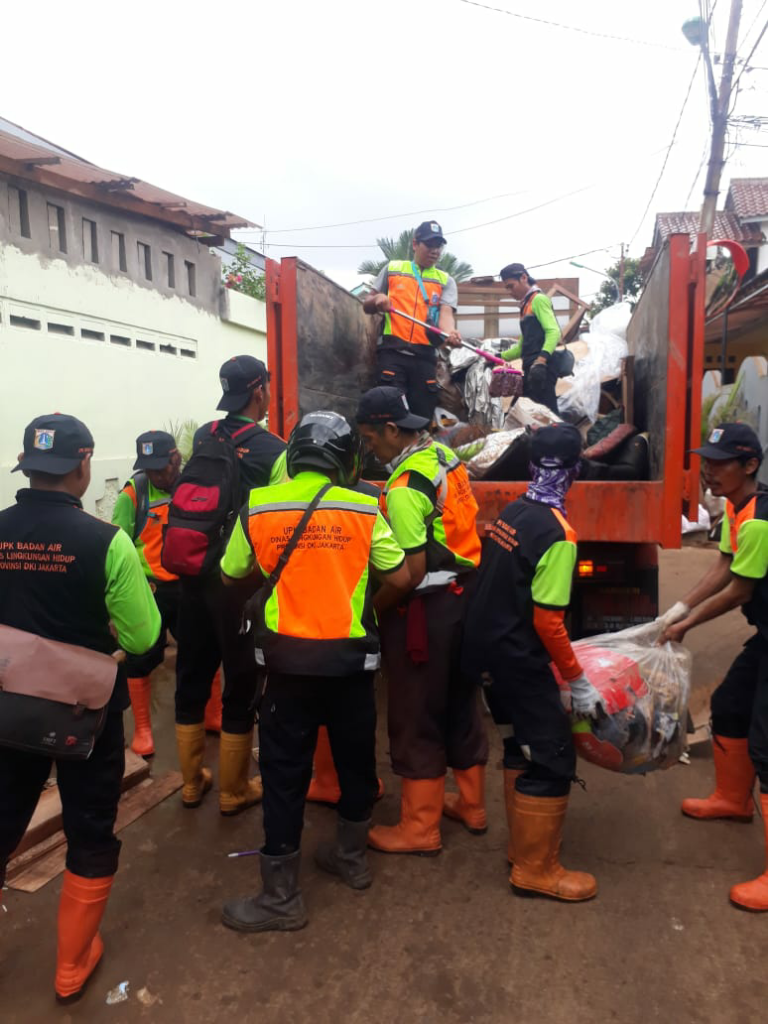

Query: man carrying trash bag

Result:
[462,423,601,901]
[662,423,768,912]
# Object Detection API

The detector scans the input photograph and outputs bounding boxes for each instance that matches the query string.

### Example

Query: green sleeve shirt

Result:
[731,519,768,581]
[221,511,255,580]
[268,451,289,485]
[531,539,577,608]
[104,528,161,654]
[501,293,561,361]
[384,478,434,554]
[370,512,406,572]
[112,487,137,539]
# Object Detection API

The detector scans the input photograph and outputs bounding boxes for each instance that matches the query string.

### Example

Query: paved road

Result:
[2,548,765,1023]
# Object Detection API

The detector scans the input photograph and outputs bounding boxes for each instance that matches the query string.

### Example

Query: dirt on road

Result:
[1,547,765,1024]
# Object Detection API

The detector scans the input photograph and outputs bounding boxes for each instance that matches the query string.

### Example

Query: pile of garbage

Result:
[434,302,649,482]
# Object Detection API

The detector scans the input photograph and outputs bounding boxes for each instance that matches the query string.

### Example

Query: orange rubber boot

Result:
[511,793,597,902]
[368,777,444,856]
[681,735,755,822]
[730,793,768,912]
[204,669,223,734]
[503,768,525,865]
[306,727,341,805]
[127,677,154,758]
[443,765,487,834]
[55,871,114,1004]
[306,727,384,805]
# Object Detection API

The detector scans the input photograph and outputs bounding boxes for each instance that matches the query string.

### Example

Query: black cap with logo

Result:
[13,414,94,475]
[414,221,447,246]
[133,430,178,470]
[500,262,536,284]
[356,387,430,431]
[217,355,269,412]
[530,423,583,468]
[691,422,763,462]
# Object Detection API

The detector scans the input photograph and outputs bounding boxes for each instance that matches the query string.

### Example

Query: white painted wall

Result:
[0,243,267,514]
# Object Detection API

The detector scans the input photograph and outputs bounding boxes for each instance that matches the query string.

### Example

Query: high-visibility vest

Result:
[122,479,177,583]
[244,479,384,675]
[384,441,481,573]
[383,260,449,348]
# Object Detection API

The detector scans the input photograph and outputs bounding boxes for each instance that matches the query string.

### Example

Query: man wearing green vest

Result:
[500,262,561,414]
[363,221,462,423]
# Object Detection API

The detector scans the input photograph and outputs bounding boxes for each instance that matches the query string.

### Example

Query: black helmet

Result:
[286,411,363,486]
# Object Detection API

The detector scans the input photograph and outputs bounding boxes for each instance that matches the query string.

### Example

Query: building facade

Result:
[0,119,266,514]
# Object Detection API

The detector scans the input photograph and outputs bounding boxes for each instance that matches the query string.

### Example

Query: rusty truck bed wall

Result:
[266,236,704,549]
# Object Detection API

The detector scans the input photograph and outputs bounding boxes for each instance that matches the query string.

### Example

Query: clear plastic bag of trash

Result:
[557,349,601,425]
[552,624,692,774]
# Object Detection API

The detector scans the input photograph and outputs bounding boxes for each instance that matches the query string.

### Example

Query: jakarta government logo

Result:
[33,429,56,451]
[142,442,154,455]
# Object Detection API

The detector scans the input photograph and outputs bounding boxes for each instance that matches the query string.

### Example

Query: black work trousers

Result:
[0,712,125,887]
[376,346,440,422]
[711,634,768,789]
[380,583,488,779]
[126,579,179,678]
[175,576,256,734]
[258,671,378,854]
[523,358,559,415]
[483,658,575,797]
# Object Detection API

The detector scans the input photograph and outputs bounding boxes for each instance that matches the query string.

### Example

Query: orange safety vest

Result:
[124,483,177,584]
[244,483,384,675]
[383,260,448,348]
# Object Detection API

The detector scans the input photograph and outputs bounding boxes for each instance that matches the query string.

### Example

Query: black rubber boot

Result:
[314,817,373,891]
[221,850,308,933]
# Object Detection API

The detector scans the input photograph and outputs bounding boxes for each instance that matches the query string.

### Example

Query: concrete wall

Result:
[0,239,267,515]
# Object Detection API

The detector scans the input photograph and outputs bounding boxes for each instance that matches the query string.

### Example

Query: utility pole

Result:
[618,243,625,299]
[699,0,743,235]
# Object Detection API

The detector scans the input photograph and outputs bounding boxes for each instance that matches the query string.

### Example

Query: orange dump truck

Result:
[265,234,706,637]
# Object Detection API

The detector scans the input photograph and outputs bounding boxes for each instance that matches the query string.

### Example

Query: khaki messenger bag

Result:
[0,624,118,760]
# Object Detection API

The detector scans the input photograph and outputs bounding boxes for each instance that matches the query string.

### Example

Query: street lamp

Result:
[570,261,621,304]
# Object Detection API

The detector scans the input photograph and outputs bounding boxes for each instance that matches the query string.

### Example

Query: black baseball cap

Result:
[356,387,430,431]
[500,262,536,284]
[133,430,178,470]
[531,424,583,468]
[217,355,269,412]
[691,422,763,462]
[414,220,447,245]
[12,413,94,475]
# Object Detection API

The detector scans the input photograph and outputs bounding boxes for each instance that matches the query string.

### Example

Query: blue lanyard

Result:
[411,261,440,324]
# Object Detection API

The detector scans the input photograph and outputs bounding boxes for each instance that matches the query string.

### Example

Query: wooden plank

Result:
[10,750,150,860]
[8,771,183,893]
[621,355,636,424]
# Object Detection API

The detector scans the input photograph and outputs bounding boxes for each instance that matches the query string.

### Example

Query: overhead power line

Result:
[629,55,702,245]
[456,0,686,51]
[258,189,530,234]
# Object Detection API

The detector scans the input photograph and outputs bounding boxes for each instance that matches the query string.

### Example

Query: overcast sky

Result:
[3,0,766,297]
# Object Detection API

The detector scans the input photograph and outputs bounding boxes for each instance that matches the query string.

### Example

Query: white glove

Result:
[656,601,690,629]
[564,673,605,719]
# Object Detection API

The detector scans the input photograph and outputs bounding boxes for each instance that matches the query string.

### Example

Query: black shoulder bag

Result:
[243,483,332,649]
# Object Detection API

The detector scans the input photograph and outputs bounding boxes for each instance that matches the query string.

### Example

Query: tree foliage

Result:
[358,230,474,282]
[590,257,644,316]
[223,243,267,301]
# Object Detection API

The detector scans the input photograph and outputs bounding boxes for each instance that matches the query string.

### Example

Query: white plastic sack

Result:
[503,397,562,431]
[590,301,632,341]
[557,350,601,425]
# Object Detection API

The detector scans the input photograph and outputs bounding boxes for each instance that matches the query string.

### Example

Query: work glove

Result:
[655,601,690,629]
[563,673,605,719]
[526,361,549,402]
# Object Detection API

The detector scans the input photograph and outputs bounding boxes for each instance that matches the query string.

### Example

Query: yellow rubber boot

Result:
[175,722,212,808]
[219,730,263,816]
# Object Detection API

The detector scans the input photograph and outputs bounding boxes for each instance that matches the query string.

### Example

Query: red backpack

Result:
[161,421,257,578]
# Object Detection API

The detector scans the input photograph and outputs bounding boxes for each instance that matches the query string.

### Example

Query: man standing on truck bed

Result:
[357,386,488,856]
[462,423,601,902]
[499,263,561,414]
[363,221,462,423]
[168,355,287,817]
[662,424,768,912]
